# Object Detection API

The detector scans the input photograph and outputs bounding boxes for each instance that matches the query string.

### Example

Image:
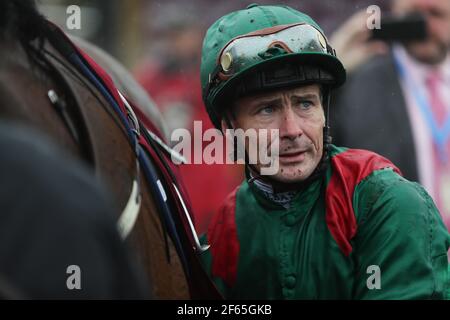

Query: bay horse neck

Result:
[0,36,93,164]
[0,32,195,299]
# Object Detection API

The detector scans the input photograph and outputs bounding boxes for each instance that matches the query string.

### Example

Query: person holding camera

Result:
[331,0,450,230]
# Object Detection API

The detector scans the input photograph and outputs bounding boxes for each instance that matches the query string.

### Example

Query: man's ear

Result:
[221,116,239,163]
[220,117,232,134]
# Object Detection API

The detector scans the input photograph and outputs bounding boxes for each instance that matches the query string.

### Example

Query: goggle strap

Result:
[327,44,336,57]
[204,64,222,101]
[323,88,332,146]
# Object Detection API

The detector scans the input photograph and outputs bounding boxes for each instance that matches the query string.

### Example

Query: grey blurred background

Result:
[37,0,389,70]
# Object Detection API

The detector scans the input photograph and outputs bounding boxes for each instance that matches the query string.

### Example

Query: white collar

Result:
[393,43,450,83]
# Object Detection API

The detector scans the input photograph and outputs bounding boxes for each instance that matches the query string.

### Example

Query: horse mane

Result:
[0,0,48,45]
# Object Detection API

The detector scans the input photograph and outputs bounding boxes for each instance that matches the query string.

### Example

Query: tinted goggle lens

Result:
[218,23,332,76]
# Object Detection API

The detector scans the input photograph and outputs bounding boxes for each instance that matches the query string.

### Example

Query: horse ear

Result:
[5,0,47,42]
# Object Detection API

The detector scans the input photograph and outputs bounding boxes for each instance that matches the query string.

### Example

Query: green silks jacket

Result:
[200,145,450,299]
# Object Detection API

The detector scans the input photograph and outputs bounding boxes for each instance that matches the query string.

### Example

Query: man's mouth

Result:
[278,150,307,163]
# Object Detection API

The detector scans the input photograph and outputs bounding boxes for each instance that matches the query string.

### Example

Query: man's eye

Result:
[258,106,275,115]
[429,8,446,19]
[299,101,313,109]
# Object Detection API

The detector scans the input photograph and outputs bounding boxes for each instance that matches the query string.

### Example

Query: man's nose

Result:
[279,107,303,140]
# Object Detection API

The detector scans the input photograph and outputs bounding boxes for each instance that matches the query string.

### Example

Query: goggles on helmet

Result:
[208,23,336,88]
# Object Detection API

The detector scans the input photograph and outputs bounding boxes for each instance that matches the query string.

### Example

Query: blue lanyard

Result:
[393,54,450,162]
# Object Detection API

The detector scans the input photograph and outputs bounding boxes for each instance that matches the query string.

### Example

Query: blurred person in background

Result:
[135,3,242,234]
[331,0,450,230]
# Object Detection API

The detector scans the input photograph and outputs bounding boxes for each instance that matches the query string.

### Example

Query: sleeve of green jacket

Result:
[352,169,450,299]
[199,234,229,298]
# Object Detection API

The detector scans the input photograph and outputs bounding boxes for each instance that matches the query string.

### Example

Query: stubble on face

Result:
[229,84,325,183]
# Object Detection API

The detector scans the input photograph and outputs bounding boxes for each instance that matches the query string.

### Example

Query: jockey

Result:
[199,4,450,299]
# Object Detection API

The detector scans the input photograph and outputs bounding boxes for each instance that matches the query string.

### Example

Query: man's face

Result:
[393,0,450,65]
[224,84,325,183]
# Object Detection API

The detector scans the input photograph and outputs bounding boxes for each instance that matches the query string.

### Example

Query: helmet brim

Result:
[210,52,346,118]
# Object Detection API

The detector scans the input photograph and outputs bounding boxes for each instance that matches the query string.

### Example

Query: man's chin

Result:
[406,42,448,65]
[270,165,314,184]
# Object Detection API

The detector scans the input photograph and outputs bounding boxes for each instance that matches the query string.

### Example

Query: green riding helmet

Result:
[201,4,347,129]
